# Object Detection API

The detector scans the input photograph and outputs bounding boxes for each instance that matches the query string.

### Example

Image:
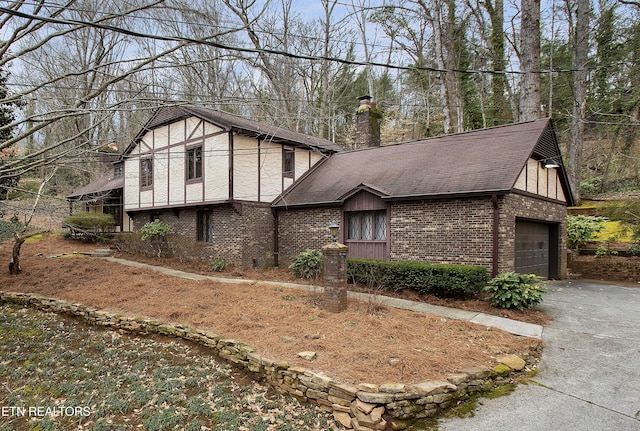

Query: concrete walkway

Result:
[103,256,542,339]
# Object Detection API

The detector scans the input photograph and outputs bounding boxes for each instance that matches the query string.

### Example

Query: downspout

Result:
[273,208,279,267]
[491,194,499,277]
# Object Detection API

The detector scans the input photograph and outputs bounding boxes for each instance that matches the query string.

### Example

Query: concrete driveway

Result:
[438,280,640,431]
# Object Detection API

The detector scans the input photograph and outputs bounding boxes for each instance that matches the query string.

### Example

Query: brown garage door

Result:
[515,221,550,278]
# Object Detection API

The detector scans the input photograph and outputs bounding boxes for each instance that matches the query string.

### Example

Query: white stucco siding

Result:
[153,125,169,150]
[168,145,185,205]
[294,147,309,179]
[233,135,259,201]
[310,151,323,167]
[514,158,567,203]
[204,121,223,136]
[139,189,153,208]
[154,149,170,205]
[203,133,230,201]
[260,141,284,201]
[169,120,185,145]
[124,154,140,210]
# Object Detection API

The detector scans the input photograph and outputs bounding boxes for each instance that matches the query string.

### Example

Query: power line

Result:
[0,4,592,76]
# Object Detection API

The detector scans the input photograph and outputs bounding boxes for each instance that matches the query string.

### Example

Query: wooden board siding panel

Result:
[347,241,388,261]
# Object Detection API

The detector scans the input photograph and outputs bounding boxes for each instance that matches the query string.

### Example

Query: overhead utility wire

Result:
[0,5,529,76]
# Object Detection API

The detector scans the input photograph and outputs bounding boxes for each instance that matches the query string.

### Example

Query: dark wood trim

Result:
[511,189,568,206]
[228,132,234,200]
[257,139,261,202]
[187,119,204,141]
[126,198,272,213]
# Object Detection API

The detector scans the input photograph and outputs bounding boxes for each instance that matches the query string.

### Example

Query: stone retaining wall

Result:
[0,291,534,431]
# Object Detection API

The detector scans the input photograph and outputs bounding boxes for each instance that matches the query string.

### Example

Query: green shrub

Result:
[347,259,488,299]
[628,242,640,256]
[595,244,618,257]
[63,212,115,229]
[567,215,607,249]
[63,212,115,242]
[140,220,173,241]
[289,249,323,279]
[209,257,227,272]
[483,272,547,310]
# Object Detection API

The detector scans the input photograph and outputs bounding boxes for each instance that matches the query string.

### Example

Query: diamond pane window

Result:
[375,213,387,240]
[348,213,360,239]
[346,211,386,241]
[361,214,373,240]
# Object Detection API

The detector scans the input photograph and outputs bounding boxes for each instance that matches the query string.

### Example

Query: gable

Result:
[513,158,567,202]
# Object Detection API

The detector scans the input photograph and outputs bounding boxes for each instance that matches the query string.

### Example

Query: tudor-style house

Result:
[69,102,574,279]
[121,105,342,267]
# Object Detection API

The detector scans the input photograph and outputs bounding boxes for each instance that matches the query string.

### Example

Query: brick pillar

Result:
[321,242,349,312]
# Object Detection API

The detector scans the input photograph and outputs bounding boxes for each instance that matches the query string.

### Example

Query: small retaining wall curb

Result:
[0,290,536,431]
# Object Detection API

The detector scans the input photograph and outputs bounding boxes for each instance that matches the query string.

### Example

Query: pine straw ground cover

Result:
[0,303,337,430]
[0,235,541,387]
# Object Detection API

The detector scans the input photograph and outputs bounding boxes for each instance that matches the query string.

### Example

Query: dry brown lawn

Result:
[0,234,543,385]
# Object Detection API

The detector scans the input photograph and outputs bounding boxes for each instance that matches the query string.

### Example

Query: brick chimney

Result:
[354,95,381,149]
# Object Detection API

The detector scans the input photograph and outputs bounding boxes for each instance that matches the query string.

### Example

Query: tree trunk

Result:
[486,0,509,125]
[9,232,26,274]
[568,0,590,203]
[519,0,542,121]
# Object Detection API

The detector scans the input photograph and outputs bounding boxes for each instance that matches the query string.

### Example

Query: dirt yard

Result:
[0,234,543,385]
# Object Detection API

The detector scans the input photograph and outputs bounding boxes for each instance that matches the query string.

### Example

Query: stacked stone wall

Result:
[0,291,536,431]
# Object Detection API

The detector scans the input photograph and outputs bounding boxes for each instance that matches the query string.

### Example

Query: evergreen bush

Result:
[140,220,173,241]
[347,259,488,299]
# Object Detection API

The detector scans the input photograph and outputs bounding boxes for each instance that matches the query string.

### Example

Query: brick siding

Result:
[389,197,494,266]
[276,207,342,265]
[130,202,274,268]
[277,193,568,278]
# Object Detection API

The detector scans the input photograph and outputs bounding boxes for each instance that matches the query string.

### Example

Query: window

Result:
[283,148,295,178]
[187,146,203,180]
[140,158,153,188]
[197,211,213,242]
[113,162,124,178]
[347,211,387,241]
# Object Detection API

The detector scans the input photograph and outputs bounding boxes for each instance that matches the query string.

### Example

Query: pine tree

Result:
[0,63,23,199]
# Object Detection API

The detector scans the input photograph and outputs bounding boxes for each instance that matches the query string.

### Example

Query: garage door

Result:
[515,221,550,278]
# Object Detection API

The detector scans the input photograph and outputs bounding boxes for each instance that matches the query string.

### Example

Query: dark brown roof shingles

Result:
[274,118,561,207]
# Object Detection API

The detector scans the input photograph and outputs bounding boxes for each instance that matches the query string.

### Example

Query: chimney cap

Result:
[357,95,372,101]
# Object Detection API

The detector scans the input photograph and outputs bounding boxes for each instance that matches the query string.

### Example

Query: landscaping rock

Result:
[297,351,317,361]
[497,354,526,371]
